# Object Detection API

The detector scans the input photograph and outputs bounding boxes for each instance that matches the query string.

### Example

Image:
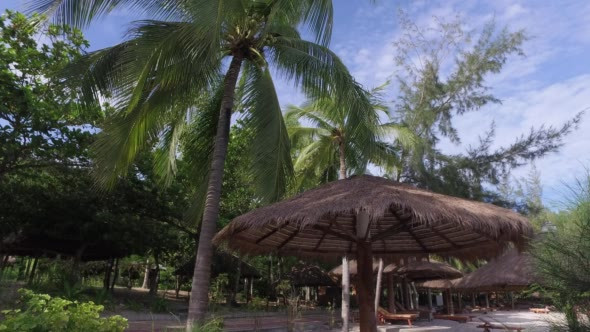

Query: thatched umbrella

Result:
[455,248,535,292]
[214,175,532,331]
[417,278,463,314]
[387,260,463,281]
[385,260,463,314]
[418,278,461,290]
[454,248,536,310]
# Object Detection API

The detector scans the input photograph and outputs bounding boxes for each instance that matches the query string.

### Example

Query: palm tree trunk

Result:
[187,55,244,328]
[338,141,350,331]
[338,141,346,180]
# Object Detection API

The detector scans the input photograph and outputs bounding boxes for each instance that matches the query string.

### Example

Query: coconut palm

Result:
[287,83,416,190]
[286,84,415,331]
[29,0,376,326]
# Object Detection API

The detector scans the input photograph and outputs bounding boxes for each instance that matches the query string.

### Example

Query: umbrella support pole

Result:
[341,256,350,332]
[387,274,396,313]
[485,292,490,309]
[427,289,433,321]
[356,240,376,332]
[374,258,384,314]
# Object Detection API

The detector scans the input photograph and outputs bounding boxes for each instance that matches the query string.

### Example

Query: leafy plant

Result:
[190,317,223,332]
[150,297,169,313]
[0,289,127,332]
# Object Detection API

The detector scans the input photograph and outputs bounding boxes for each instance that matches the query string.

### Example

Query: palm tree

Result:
[29,0,376,326]
[286,83,415,189]
[286,84,415,331]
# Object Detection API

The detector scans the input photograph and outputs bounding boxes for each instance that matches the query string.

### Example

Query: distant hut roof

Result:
[214,175,532,261]
[290,264,336,287]
[418,278,462,290]
[387,260,463,281]
[329,259,380,276]
[175,250,261,279]
[454,248,536,291]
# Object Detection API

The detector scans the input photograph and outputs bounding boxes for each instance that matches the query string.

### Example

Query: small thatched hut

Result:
[454,248,536,291]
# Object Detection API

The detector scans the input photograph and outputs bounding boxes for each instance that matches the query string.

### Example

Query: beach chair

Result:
[477,318,525,331]
[433,314,470,323]
[529,307,550,314]
[377,307,419,326]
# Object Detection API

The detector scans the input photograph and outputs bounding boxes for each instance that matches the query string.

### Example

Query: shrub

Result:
[191,318,223,332]
[0,289,128,332]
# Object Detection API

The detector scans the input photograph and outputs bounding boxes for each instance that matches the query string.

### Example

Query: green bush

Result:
[190,318,223,332]
[0,289,127,332]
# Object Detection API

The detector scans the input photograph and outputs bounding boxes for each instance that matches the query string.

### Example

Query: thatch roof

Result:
[329,259,381,276]
[175,250,261,279]
[290,264,337,287]
[418,278,462,290]
[386,260,463,281]
[454,248,536,291]
[214,175,532,260]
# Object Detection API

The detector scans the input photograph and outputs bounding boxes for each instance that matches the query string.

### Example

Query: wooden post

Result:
[412,282,419,309]
[485,292,490,308]
[472,293,476,308]
[249,277,254,300]
[387,274,395,313]
[357,241,376,331]
[448,290,454,315]
[356,211,376,332]
[399,281,407,309]
[427,289,433,321]
[458,292,463,312]
[401,279,409,309]
[510,291,515,310]
[374,258,384,315]
[341,256,350,332]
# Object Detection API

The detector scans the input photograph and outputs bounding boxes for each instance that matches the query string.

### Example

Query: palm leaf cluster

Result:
[286,82,416,190]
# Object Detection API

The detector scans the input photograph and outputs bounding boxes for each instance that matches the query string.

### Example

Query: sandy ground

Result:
[340,310,564,332]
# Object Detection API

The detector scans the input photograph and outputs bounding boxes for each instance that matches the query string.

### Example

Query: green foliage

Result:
[149,297,169,313]
[286,81,415,190]
[393,11,580,201]
[190,317,223,332]
[0,10,101,178]
[532,171,590,331]
[210,273,229,303]
[0,289,127,332]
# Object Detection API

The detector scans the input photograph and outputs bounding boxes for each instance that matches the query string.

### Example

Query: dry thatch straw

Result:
[214,175,532,261]
[454,248,536,291]
[386,260,463,281]
[289,264,337,287]
[417,278,462,290]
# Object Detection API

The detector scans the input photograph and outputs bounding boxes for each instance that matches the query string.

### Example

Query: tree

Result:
[30,0,375,325]
[0,10,101,178]
[532,170,590,331]
[286,84,414,331]
[392,12,581,201]
[286,83,415,191]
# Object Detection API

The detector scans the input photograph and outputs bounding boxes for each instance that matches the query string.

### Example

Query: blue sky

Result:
[3,0,589,207]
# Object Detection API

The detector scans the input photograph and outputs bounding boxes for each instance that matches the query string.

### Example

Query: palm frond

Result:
[26,0,189,27]
[241,62,293,203]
